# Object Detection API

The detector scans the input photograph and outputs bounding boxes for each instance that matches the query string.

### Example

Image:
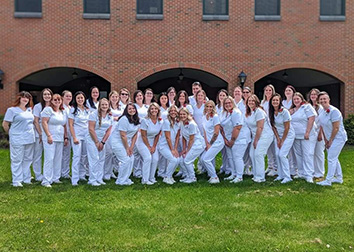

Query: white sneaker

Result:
[91,181,101,186]
[13,182,23,187]
[180,177,189,183]
[209,177,220,184]
[317,180,332,186]
[53,180,62,184]
[163,178,174,185]
[265,168,271,174]
[224,175,236,181]
[43,184,52,188]
[181,178,196,184]
[305,178,314,183]
[230,177,243,183]
[72,183,78,186]
[281,178,292,184]
[111,174,117,179]
[150,179,157,184]
[332,178,343,184]
[142,181,154,185]
[253,178,265,183]
[267,170,278,177]
[274,177,283,181]
[98,181,106,185]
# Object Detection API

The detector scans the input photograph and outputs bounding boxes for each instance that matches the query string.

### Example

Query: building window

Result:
[14,0,42,18]
[136,0,163,20]
[255,0,280,21]
[320,0,345,21]
[203,0,229,20]
[83,0,110,19]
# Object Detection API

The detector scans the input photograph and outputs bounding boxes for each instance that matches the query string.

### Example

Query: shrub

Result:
[344,114,354,145]
[0,115,9,148]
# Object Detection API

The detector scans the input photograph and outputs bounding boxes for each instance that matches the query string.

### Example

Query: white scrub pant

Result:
[157,153,168,177]
[32,137,43,180]
[133,146,142,177]
[87,139,106,184]
[274,135,295,181]
[231,142,248,179]
[71,139,88,185]
[137,143,159,183]
[61,136,71,178]
[326,139,346,181]
[243,143,252,172]
[288,147,297,176]
[250,135,273,181]
[159,146,180,178]
[266,141,278,170]
[200,140,224,178]
[10,143,34,184]
[112,143,135,185]
[219,147,232,174]
[42,141,63,185]
[103,140,119,180]
[293,135,316,180]
[181,143,204,180]
[313,139,325,178]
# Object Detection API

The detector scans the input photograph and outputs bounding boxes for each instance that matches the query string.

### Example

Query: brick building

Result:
[0,0,352,115]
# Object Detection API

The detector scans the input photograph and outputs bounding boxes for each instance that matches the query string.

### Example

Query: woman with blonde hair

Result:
[119,88,130,110]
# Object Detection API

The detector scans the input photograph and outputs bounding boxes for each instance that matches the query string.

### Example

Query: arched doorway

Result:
[18,67,111,103]
[254,68,343,109]
[137,68,228,101]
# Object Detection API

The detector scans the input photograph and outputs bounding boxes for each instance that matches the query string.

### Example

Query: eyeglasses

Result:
[146,92,153,95]
[243,91,250,94]
[53,99,61,101]
[121,93,129,96]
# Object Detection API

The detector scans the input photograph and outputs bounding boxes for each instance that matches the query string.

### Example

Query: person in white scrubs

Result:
[103,91,123,180]
[290,92,317,183]
[41,94,68,187]
[188,82,202,106]
[3,91,35,187]
[144,88,156,106]
[136,102,162,185]
[241,86,253,175]
[112,103,140,185]
[158,105,181,184]
[157,92,169,178]
[87,98,113,186]
[244,95,274,183]
[68,91,90,186]
[167,87,176,107]
[220,96,251,183]
[269,93,295,184]
[200,101,224,184]
[261,84,277,177]
[175,90,194,115]
[233,86,245,114]
[86,86,100,112]
[33,88,53,182]
[179,108,205,183]
[317,92,347,186]
[216,89,228,115]
[118,88,130,110]
[61,90,72,179]
[308,88,325,180]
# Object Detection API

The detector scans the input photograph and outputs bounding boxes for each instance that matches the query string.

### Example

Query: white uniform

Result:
[220,109,250,179]
[4,107,35,185]
[158,120,181,179]
[235,100,246,115]
[135,103,148,120]
[180,120,205,181]
[86,100,99,112]
[119,101,127,111]
[200,114,224,178]
[41,107,67,186]
[32,103,44,181]
[111,116,139,185]
[188,96,196,106]
[282,100,292,110]
[192,103,204,136]
[68,107,90,185]
[180,104,194,116]
[104,106,124,179]
[318,105,347,182]
[244,108,274,182]
[157,107,169,177]
[136,118,162,183]
[87,111,113,185]
[282,99,297,175]
[160,106,169,120]
[61,104,71,178]
[272,108,295,182]
[313,105,325,178]
[291,104,317,181]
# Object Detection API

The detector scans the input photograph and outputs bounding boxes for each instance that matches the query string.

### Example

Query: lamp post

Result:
[238,70,247,88]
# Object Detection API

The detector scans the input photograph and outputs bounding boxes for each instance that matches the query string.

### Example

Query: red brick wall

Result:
[0,0,352,115]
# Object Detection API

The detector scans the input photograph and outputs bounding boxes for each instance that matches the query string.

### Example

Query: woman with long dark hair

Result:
[158,92,169,120]
[86,86,100,111]
[3,91,35,187]
[175,90,193,115]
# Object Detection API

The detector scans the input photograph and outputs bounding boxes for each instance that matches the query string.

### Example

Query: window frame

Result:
[320,0,345,22]
[136,0,163,20]
[202,0,229,21]
[83,0,110,19]
[254,0,281,21]
[14,0,42,18]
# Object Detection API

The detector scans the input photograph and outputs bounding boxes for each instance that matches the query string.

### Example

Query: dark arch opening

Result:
[137,68,228,101]
[254,68,343,109]
[18,67,111,103]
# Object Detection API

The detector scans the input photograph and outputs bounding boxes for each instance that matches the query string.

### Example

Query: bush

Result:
[0,115,9,148]
[344,114,354,145]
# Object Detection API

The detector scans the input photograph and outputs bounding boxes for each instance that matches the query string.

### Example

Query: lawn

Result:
[0,147,353,251]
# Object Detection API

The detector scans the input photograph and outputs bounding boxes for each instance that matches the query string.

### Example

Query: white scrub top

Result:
[180,120,205,146]
[235,99,246,115]
[318,105,347,142]
[135,103,148,120]
[180,104,194,116]
[244,107,273,139]
[261,100,270,116]
[86,100,99,112]
[63,104,71,137]
[189,96,196,106]
[68,107,90,140]
[202,114,223,143]
[41,107,67,142]
[138,118,163,145]
[160,106,169,120]
[273,108,295,138]
[220,109,250,144]
[111,116,139,146]
[192,103,204,136]
[88,110,113,140]
[291,104,317,139]
[119,101,127,111]
[33,103,44,137]
[159,119,180,147]
[4,107,35,145]
[313,105,324,134]
[282,100,292,110]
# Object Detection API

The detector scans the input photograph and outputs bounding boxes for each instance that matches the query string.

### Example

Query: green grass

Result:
[0,147,353,251]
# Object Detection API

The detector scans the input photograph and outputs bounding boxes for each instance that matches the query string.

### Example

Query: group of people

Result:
[2,82,347,188]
